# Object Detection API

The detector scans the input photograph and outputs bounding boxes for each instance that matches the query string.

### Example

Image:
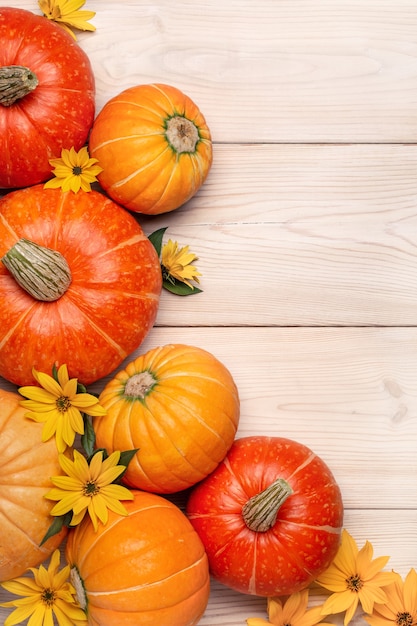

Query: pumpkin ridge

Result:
[87,553,208,598]
[0,508,51,550]
[71,501,181,577]
[149,389,232,457]
[111,144,172,191]
[0,301,35,352]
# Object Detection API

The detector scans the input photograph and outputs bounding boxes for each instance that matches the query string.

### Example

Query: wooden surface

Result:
[1,0,417,624]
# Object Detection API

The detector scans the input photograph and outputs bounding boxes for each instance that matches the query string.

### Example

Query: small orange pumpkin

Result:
[0,389,66,582]
[89,83,213,215]
[65,490,210,626]
[94,344,240,493]
[0,185,162,386]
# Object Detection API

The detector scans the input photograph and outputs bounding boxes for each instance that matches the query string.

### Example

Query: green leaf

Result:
[40,512,72,546]
[163,279,203,296]
[148,227,168,257]
[81,415,96,457]
[116,448,139,482]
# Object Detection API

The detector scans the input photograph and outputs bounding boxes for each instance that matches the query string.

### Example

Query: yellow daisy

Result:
[247,589,335,626]
[38,0,96,40]
[45,449,134,531]
[18,364,107,453]
[316,529,398,626]
[365,568,417,626]
[161,238,202,288]
[0,549,86,626]
[44,146,103,193]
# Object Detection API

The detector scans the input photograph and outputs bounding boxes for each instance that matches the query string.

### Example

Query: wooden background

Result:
[1,0,417,624]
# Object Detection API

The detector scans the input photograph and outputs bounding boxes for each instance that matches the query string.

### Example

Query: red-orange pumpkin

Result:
[94,344,240,493]
[187,436,344,597]
[89,83,212,215]
[65,490,210,626]
[0,185,162,386]
[0,7,95,189]
[0,389,67,582]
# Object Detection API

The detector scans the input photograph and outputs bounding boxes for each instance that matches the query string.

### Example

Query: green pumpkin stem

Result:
[242,478,293,532]
[0,65,39,106]
[1,238,72,302]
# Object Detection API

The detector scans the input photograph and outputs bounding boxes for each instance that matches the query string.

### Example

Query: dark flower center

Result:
[56,395,71,413]
[84,480,100,497]
[72,166,83,176]
[41,587,56,606]
[397,613,414,626]
[346,574,363,592]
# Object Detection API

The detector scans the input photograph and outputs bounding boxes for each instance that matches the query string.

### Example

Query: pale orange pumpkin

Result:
[0,389,66,582]
[65,490,210,626]
[89,83,213,215]
[94,344,240,493]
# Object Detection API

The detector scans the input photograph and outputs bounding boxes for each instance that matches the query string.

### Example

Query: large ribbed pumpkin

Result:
[65,490,210,626]
[0,185,162,386]
[89,83,212,215]
[0,389,67,582]
[94,344,240,493]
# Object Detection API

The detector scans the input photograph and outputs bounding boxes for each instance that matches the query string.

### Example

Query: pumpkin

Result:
[187,435,344,597]
[0,185,162,387]
[94,344,240,493]
[0,388,67,582]
[88,83,212,215]
[0,7,95,189]
[65,490,210,626]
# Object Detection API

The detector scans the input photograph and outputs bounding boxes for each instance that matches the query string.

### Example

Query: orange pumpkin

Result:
[94,344,240,493]
[0,185,162,386]
[65,490,210,626]
[0,388,67,582]
[89,83,213,215]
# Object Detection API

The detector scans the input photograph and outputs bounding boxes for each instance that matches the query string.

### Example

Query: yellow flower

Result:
[316,529,398,626]
[365,568,417,626]
[38,0,96,40]
[44,146,103,193]
[161,238,202,288]
[0,549,86,626]
[18,364,107,453]
[45,449,134,531]
[247,589,335,626]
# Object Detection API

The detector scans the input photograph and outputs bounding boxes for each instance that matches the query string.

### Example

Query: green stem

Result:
[2,238,72,302]
[0,65,39,106]
[242,478,293,532]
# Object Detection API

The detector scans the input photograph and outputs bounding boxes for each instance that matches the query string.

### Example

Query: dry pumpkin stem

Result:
[0,65,38,107]
[1,238,72,302]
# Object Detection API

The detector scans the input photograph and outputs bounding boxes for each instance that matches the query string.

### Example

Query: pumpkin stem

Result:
[124,371,157,398]
[0,65,39,107]
[242,478,293,532]
[165,115,200,153]
[70,567,87,611]
[1,238,72,302]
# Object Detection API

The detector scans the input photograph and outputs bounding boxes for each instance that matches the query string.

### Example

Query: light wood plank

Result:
[139,143,417,326]
[83,326,417,511]
[1,0,417,142]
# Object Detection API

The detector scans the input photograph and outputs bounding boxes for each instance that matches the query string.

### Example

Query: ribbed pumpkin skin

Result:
[89,83,212,215]
[187,436,344,597]
[0,7,95,189]
[94,344,240,493]
[0,389,67,582]
[0,185,162,386]
[65,490,210,626]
